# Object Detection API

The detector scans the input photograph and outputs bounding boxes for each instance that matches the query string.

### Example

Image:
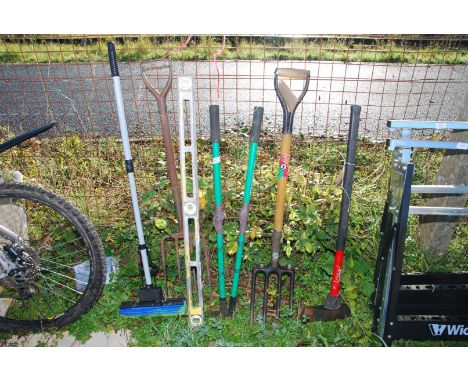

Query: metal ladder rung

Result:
[388,120,468,130]
[411,185,468,194]
[408,206,468,216]
[387,139,468,151]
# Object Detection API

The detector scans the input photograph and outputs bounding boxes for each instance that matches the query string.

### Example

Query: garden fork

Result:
[249,68,310,324]
[141,62,210,297]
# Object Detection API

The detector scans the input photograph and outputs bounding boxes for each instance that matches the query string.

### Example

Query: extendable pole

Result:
[108,42,152,286]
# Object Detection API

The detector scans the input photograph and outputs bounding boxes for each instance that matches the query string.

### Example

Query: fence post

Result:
[417,92,468,256]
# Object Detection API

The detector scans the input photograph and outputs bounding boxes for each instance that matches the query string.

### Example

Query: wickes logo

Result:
[429,324,468,336]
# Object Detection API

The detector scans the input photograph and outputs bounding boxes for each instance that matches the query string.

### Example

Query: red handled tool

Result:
[301,105,361,322]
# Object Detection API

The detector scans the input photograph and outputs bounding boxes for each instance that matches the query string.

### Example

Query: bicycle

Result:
[0,122,106,332]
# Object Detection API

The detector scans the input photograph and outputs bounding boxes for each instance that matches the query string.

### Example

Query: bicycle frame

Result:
[0,225,22,244]
[0,122,56,244]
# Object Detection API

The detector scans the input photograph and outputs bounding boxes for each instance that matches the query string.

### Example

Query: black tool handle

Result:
[336,105,361,251]
[209,105,220,143]
[250,106,264,143]
[107,42,119,77]
[0,122,56,154]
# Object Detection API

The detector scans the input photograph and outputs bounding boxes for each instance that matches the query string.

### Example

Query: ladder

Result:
[372,120,468,345]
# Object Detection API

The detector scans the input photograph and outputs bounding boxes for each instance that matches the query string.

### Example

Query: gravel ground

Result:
[0,60,466,142]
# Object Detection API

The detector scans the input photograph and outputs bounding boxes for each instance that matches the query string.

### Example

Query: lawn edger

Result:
[300,104,361,322]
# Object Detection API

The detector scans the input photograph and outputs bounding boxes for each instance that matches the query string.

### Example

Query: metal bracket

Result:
[177,76,204,327]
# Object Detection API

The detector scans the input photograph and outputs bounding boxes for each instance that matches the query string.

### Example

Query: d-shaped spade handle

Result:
[276,68,310,79]
[141,61,173,100]
[274,68,310,133]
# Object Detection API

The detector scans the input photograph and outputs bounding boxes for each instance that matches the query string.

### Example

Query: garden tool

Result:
[209,105,227,317]
[228,106,264,316]
[300,105,361,322]
[107,42,186,317]
[178,76,204,327]
[141,60,211,296]
[249,68,310,324]
[209,104,264,317]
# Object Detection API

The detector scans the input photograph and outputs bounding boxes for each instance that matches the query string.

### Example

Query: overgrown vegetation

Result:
[0,35,467,64]
[0,130,466,346]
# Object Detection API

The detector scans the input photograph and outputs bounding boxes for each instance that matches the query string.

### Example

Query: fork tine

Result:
[249,268,258,324]
[160,238,168,297]
[275,273,282,319]
[289,270,295,309]
[174,236,181,280]
[262,271,269,322]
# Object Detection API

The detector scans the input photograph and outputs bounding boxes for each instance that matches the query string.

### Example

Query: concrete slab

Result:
[3,329,131,347]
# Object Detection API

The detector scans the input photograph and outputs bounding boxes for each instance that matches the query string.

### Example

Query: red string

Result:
[213,35,226,98]
[162,35,193,60]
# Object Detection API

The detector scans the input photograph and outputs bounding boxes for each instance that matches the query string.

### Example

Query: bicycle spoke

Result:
[40,257,84,270]
[37,273,83,295]
[32,280,76,306]
[38,266,88,285]
[35,235,83,252]
[10,286,49,322]
[47,248,88,262]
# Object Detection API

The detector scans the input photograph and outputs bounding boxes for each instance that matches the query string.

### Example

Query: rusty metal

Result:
[141,61,183,230]
[1,35,466,143]
[141,61,211,296]
[159,231,211,298]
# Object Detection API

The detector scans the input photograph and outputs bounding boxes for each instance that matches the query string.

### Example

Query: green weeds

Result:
[0,131,466,346]
[0,36,466,64]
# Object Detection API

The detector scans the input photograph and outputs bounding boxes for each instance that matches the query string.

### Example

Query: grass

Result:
[0,130,466,346]
[0,36,467,64]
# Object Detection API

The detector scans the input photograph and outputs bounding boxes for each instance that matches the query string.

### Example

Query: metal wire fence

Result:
[0,34,467,141]
[0,34,467,226]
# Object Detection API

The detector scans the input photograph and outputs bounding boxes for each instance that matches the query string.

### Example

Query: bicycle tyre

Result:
[0,182,106,332]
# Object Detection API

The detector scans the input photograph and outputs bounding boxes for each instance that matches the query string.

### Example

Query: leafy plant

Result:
[1,132,466,347]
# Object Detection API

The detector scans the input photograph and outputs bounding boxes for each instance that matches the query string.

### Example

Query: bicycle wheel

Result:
[0,182,106,332]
